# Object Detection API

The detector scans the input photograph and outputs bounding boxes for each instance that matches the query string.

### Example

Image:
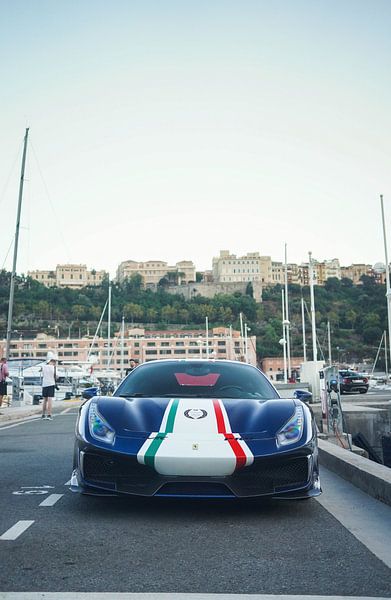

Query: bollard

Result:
[33,394,41,405]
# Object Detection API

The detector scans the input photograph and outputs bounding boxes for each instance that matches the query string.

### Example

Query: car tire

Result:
[359,389,367,394]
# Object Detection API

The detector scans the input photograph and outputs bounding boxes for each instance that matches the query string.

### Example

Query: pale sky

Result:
[1,0,391,277]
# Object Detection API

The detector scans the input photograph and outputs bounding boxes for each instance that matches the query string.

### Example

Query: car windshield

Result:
[115,360,280,400]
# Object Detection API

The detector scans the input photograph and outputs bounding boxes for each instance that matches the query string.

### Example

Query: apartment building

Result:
[212,250,272,284]
[116,259,196,286]
[340,264,372,284]
[260,356,304,381]
[1,328,257,369]
[28,264,106,288]
[271,261,284,284]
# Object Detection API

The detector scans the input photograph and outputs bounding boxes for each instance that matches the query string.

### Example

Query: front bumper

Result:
[71,441,320,499]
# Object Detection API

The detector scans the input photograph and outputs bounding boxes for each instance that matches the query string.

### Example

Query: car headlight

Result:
[276,405,304,447]
[88,402,115,445]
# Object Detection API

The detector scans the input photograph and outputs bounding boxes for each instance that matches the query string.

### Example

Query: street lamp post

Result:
[284,243,291,379]
[281,288,287,383]
[309,251,318,363]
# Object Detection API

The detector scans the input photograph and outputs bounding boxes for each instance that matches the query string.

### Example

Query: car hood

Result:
[91,396,299,439]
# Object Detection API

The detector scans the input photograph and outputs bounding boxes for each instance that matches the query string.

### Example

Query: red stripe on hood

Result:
[212,399,246,469]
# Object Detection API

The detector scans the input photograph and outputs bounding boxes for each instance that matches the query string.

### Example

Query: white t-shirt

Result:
[42,363,56,387]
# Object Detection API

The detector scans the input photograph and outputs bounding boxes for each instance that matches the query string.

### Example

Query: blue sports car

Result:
[70,360,321,499]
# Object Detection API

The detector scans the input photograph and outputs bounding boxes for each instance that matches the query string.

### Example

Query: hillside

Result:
[0,271,387,367]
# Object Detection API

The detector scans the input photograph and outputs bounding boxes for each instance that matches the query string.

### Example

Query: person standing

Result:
[0,357,9,408]
[41,355,57,420]
[125,358,138,375]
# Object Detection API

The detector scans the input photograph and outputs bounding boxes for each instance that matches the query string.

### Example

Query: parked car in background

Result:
[333,370,369,394]
[293,389,312,403]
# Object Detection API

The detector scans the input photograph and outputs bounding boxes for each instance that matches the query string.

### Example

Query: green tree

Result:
[124,303,144,323]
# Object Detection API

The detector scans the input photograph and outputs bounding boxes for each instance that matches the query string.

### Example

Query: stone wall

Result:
[165,281,263,302]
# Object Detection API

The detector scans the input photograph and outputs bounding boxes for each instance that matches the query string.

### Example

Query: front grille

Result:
[232,456,309,495]
[81,451,310,497]
[157,482,233,497]
[83,452,150,482]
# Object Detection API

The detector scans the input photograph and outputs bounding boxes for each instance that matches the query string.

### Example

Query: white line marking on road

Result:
[39,493,64,507]
[0,416,41,430]
[60,405,76,414]
[64,479,71,485]
[0,520,34,540]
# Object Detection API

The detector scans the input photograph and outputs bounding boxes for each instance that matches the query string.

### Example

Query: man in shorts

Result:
[0,357,9,408]
[41,354,58,420]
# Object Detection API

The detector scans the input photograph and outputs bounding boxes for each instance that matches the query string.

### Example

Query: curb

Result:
[318,438,391,507]
[0,399,82,424]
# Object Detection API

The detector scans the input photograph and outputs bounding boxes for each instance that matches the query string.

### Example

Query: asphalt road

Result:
[0,406,390,598]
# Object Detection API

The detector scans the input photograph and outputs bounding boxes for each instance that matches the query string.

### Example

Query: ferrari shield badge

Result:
[184,408,207,420]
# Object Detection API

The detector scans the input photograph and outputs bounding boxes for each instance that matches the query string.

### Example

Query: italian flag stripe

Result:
[212,399,247,470]
[144,398,179,468]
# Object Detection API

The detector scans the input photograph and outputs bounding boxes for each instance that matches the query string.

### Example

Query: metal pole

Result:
[281,288,287,383]
[284,243,291,379]
[309,251,318,363]
[107,280,112,367]
[120,315,125,378]
[380,194,391,369]
[87,300,108,360]
[244,323,248,363]
[205,316,209,359]
[239,311,244,359]
[6,128,29,359]
[301,297,307,362]
[327,320,332,366]
[384,330,388,379]
[370,331,384,380]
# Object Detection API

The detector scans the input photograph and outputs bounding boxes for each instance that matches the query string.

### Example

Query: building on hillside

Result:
[371,263,386,284]
[340,264,372,284]
[212,250,272,284]
[271,261,284,284]
[0,327,257,369]
[28,264,106,288]
[315,259,341,284]
[116,259,196,286]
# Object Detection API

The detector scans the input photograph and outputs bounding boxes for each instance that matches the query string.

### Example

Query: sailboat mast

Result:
[6,128,29,359]
[107,280,112,367]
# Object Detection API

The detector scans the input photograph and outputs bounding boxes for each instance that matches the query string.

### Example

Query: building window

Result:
[217,341,226,346]
[145,350,157,355]
[147,342,156,347]
[175,342,184,346]
[161,342,170,347]
[160,349,172,355]
[174,349,186,354]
